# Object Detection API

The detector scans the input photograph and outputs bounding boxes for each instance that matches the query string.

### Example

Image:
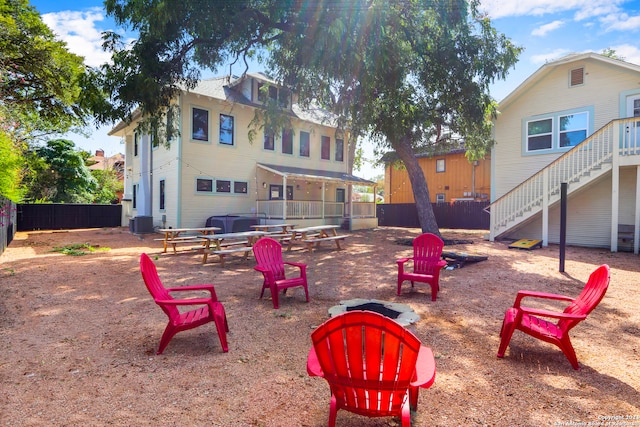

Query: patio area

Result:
[0,226,638,426]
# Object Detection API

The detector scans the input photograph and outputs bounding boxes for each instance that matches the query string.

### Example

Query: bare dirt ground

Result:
[0,226,638,427]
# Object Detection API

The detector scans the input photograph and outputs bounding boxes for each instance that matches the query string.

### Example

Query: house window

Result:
[134,132,138,156]
[219,114,234,145]
[151,134,158,149]
[234,181,248,194]
[282,129,293,154]
[196,178,213,192]
[263,132,275,150]
[559,112,588,147]
[278,88,291,108]
[525,109,591,153]
[159,179,165,210]
[570,67,584,87]
[436,158,445,173]
[436,193,445,203]
[300,131,310,157]
[216,179,231,193]
[192,107,209,141]
[321,136,331,160]
[335,138,344,162]
[527,118,553,151]
[132,184,138,209]
[269,185,293,200]
[336,188,346,203]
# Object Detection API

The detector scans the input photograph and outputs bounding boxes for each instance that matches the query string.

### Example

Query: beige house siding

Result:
[504,175,612,247]
[113,73,367,229]
[493,57,640,200]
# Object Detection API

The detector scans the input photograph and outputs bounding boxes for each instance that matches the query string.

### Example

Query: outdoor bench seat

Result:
[302,235,349,252]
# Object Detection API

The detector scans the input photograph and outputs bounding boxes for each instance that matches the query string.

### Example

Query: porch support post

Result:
[635,166,640,254]
[282,176,287,220]
[542,168,549,247]
[321,182,325,219]
[611,127,620,252]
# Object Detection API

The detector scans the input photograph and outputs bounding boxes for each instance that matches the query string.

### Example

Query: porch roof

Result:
[257,163,376,185]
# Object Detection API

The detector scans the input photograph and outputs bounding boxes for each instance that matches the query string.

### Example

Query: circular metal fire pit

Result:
[328,298,420,330]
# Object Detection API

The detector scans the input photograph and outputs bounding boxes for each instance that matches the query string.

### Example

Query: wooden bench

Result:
[155,236,207,254]
[619,224,635,242]
[302,235,350,252]
[206,246,252,267]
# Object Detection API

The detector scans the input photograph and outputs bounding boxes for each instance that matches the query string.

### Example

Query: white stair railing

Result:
[488,118,634,239]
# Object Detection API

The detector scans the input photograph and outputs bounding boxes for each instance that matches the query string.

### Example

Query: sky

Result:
[29,0,640,179]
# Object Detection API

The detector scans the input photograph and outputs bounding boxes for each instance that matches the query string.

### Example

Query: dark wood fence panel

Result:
[377,202,489,230]
[17,204,122,231]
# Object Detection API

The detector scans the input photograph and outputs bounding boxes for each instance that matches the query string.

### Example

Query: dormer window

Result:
[570,67,584,87]
[257,82,290,109]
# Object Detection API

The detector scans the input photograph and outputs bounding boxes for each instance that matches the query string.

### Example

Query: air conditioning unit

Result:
[129,216,154,234]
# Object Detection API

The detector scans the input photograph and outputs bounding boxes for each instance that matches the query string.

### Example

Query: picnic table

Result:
[251,223,296,232]
[157,227,221,254]
[201,231,267,267]
[287,225,349,252]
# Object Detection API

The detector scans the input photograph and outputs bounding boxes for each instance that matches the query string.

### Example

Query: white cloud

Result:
[41,8,113,67]
[479,0,624,21]
[599,12,640,31]
[609,44,640,65]
[531,20,565,36]
[530,49,572,64]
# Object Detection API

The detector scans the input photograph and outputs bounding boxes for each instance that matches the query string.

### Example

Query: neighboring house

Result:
[489,52,640,253]
[384,149,490,204]
[109,72,377,231]
[88,150,125,202]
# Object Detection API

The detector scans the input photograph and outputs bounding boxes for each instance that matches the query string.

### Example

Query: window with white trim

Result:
[219,114,234,145]
[436,193,445,203]
[299,131,310,157]
[525,110,591,153]
[436,158,445,172]
[192,107,209,141]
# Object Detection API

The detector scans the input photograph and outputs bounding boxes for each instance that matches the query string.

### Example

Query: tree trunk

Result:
[392,137,440,236]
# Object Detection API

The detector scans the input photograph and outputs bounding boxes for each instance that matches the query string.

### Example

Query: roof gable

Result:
[498,52,640,110]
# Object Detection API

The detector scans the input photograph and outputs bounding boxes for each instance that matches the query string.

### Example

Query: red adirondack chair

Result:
[497,264,610,369]
[139,253,229,354]
[397,233,447,301]
[252,237,309,309]
[307,311,436,427]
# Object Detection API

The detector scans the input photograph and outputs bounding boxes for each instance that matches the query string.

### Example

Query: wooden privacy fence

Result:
[1,196,17,256]
[376,201,490,230]
[17,204,122,231]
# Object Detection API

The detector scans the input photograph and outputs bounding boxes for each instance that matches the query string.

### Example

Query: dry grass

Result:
[0,226,638,426]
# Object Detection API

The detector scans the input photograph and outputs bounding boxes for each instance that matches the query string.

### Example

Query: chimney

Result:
[95,149,105,157]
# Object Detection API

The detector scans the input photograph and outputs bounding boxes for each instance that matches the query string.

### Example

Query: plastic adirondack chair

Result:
[397,233,447,301]
[139,253,229,354]
[497,264,610,370]
[252,237,309,309]
[307,311,436,427]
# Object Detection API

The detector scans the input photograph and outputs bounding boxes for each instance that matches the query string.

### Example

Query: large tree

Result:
[100,0,520,234]
[22,139,97,203]
[0,0,109,202]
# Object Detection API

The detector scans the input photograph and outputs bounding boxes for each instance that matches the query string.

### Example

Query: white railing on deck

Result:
[257,200,344,219]
[488,118,640,238]
[352,202,376,217]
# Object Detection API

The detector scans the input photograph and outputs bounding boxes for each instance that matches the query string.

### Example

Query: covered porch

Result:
[255,163,378,230]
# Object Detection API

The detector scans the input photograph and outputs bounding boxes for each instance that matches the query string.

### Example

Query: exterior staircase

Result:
[488,118,640,246]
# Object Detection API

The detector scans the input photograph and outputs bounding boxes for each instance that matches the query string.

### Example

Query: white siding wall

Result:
[504,174,614,247]
[493,58,640,200]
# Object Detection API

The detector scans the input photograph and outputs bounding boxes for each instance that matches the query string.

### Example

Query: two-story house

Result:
[109,73,377,232]
[384,149,490,204]
[489,52,640,253]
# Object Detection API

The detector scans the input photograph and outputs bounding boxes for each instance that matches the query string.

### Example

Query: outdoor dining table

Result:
[201,231,267,266]
[157,227,221,254]
[250,223,296,233]
[286,225,347,252]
